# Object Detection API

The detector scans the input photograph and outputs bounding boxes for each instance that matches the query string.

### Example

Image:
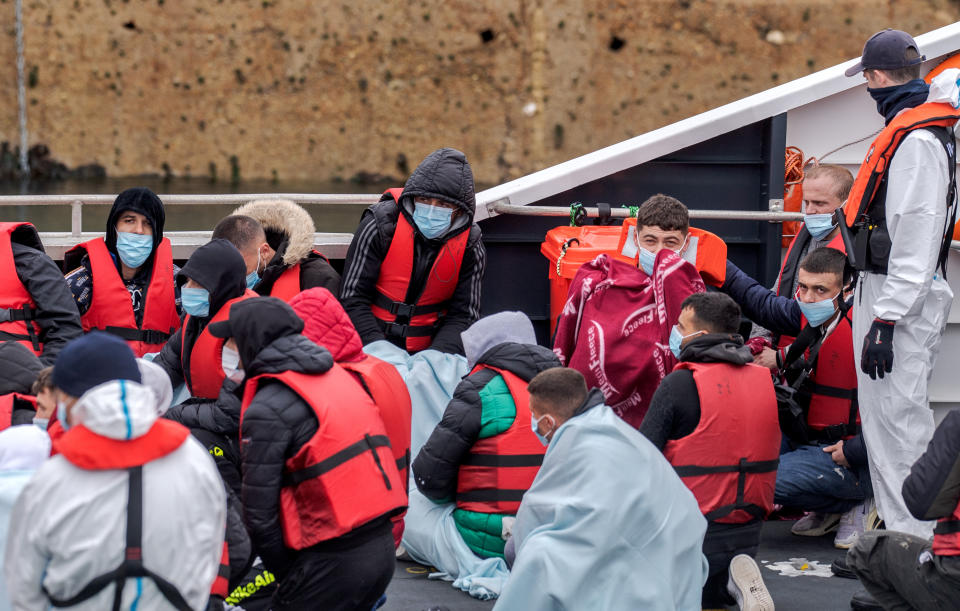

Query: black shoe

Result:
[831,556,858,580]
[850,588,881,610]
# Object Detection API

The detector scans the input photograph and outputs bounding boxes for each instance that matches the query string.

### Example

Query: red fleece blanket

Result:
[553,251,705,428]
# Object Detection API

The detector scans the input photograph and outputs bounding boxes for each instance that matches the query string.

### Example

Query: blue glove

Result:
[861,318,895,380]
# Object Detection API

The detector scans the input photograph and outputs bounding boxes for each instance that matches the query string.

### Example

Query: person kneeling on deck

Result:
[3,332,226,610]
[722,247,873,549]
[412,311,560,560]
[846,408,960,610]
[212,199,340,300]
[640,292,779,611]
[553,194,706,428]
[340,147,486,355]
[208,297,405,611]
[495,367,707,610]
[65,187,181,357]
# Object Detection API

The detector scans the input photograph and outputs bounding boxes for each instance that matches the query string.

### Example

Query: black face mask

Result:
[867,79,929,124]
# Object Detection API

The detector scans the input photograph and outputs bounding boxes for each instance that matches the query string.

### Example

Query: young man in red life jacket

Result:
[640,292,779,611]
[340,148,486,355]
[846,410,960,609]
[412,311,560,562]
[288,286,412,548]
[64,187,181,357]
[212,200,340,300]
[4,332,226,610]
[0,221,81,365]
[206,297,406,611]
[553,194,705,429]
[723,247,873,549]
[0,341,44,431]
[844,30,959,550]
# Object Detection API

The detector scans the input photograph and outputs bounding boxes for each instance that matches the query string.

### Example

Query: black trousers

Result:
[701,520,763,608]
[272,520,396,611]
[847,530,960,611]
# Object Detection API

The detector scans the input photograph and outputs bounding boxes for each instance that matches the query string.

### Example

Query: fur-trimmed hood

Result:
[231,199,315,266]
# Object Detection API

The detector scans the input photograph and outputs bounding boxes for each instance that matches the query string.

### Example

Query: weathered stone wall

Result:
[0,0,956,185]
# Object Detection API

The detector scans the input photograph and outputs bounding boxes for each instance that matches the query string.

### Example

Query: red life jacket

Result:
[455,365,546,514]
[797,313,860,440]
[66,237,181,357]
[370,188,470,352]
[933,499,960,557]
[182,290,258,399]
[844,102,960,274]
[663,362,780,524]
[240,367,406,549]
[0,222,43,355]
[0,393,36,431]
[211,542,230,598]
[268,251,332,302]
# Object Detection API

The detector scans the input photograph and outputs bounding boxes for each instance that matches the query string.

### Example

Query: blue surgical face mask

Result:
[245,250,262,290]
[637,246,656,275]
[803,213,837,240]
[412,201,454,239]
[221,344,244,383]
[796,292,840,327]
[181,287,210,318]
[115,231,154,269]
[670,326,704,359]
[531,413,554,447]
[32,417,48,431]
[56,400,70,431]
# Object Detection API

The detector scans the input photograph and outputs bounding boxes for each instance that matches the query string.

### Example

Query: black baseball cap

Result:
[845,29,925,77]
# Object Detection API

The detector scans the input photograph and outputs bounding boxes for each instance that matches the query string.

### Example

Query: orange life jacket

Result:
[66,237,181,357]
[455,365,546,515]
[182,290,257,399]
[664,361,780,523]
[0,393,36,432]
[614,217,727,287]
[0,222,43,355]
[933,499,960,557]
[844,102,960,274]
[240,367,406,549]
[370,188,470,352]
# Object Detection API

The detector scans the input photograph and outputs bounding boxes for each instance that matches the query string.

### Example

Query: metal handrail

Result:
[488,201,806,222]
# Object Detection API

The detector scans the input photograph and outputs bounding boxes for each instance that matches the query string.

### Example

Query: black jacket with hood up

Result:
[340,148,486,355]
[64,187,180,326]
[154,239,246,390]
[4,224,82,365]
[0,341,44,424]
[413,341,560,503]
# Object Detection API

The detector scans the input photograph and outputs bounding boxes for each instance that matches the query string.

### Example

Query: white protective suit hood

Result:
[137,358,173,415]
[461,311,537,371]
[71,379,159,440]
[0,426,49,472]
[927,68,960,112]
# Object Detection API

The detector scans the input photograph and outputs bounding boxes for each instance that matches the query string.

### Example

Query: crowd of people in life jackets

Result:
[0,26,957,611]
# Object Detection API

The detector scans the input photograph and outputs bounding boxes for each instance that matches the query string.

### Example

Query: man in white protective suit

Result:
[843,29,959,542]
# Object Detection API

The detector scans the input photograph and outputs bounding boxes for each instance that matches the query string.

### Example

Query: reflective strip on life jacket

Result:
[0,222,42,355]
[67,237,181,357]
[240,366,406,549]
[614,218,727,287]
[664,361,780,523]
[370,189,469,352]
[455,365,545,514]
[183,290,257,399]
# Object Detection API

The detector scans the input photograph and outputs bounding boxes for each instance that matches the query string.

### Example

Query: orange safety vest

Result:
[66,237,181,357]
[0,393,36,432]
[614,217,727,287]
[182,290,257,399]
[844,102,960,274]
[664,362,780,523]
[455,365,546,514]
[0,222,43,355]
[933,499,960,557]
[370,188,470,352]
[240,367,406,549]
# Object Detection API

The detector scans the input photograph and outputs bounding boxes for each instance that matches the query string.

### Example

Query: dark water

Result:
[0,177,390,234]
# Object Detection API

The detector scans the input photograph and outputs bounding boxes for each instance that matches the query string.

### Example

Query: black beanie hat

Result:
[53,332,141,398]
[105,187,166,254]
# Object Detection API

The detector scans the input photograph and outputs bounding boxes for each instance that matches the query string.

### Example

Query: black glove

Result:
[861,318,895,380]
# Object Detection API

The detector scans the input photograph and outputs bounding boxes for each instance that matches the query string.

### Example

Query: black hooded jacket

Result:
[154,239,246,389]
[903,409,960,528]
[5,224,82,365]
[413,342,560,503]
[340,148,486,355]
[0,341,45,424]
[64,187,180,324]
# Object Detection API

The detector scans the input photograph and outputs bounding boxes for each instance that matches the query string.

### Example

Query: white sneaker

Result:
[834,500,871,549]
[727,554,775,611]
[790,512,841,536]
